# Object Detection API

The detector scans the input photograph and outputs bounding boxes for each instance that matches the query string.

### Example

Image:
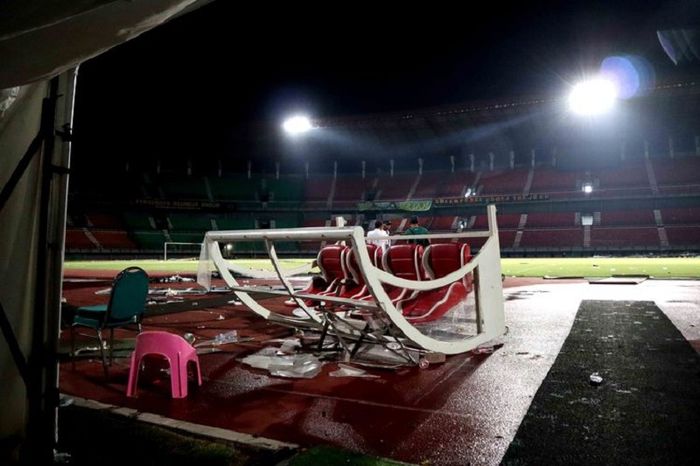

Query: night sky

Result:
[71,0,698,173]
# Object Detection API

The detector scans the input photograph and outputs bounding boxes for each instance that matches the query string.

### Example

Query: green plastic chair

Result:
[70,267,149,378]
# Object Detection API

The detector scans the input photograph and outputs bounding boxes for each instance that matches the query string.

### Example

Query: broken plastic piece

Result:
[353,344,421,366]
[330,363,380,378]
[278,339,301,354]
[159,274,195,283]
[472,343,504,355]
[213,330,238,345]
[292,308,321,319]
[269,354,322,379]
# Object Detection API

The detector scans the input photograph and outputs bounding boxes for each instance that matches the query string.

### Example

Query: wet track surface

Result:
[60,277,700,465]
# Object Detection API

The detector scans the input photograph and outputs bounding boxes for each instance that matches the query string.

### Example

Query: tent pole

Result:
[25,67,77,464]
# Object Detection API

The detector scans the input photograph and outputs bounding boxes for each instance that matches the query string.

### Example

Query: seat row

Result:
[294,242,474,323]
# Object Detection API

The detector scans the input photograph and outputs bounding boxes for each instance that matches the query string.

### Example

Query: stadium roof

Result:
[63,0,700,169]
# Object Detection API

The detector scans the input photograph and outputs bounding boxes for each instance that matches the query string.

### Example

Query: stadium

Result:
[67,82,700,260]
[1,2,700,465]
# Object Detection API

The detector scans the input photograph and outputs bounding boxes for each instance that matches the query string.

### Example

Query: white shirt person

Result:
[366,220,389,252]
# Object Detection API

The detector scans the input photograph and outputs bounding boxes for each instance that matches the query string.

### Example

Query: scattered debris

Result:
[277,339,301,354]
[241,347,323,379]
[192,330,253,348]
[157,274,195,283]
[269,354,323,379]
[589,372,603,386]
[213,330,238,345]
[292,308,321,319]
[329,363,380,378]
[352,344,419,367]
[472,343,504,355]
[151,287,204,296]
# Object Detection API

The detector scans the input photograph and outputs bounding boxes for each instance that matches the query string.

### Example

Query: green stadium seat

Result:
[133,231,167,250]
[159,175,209,200]
[215,216,256,230]
[169,232,205,243]
[168,213,212,231]
[209,175,261,201]
[265,176,304,204]
[123,212,154,230]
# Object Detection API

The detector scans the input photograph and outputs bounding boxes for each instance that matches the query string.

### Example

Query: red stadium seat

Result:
[396,243,473,324]
[380,243,425,303]
[285,244,347,306]
[337,244,380,299]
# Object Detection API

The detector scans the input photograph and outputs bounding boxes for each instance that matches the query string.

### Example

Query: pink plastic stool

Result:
[126,331,202,399]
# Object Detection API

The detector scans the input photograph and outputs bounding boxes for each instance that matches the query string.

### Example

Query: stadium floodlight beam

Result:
[282,115,313,135]
[568,78,618,116]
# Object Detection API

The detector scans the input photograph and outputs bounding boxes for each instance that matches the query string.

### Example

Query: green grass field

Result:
[64,257,700,278]
[501,257,700,278]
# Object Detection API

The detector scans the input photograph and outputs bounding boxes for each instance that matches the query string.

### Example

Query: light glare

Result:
[282,115,312,135]
[568,78,618,115]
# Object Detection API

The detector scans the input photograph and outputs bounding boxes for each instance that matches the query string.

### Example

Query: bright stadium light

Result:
[282,115,313,135]
[568,78,618,115]
[582,182,593,194]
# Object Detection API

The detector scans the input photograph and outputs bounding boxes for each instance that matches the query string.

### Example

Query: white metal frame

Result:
[197,205,506,355]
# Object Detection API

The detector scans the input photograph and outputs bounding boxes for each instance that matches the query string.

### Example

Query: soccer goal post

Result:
[163,241,203,261]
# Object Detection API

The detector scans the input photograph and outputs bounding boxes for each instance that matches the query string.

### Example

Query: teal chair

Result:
[70,267,149,377]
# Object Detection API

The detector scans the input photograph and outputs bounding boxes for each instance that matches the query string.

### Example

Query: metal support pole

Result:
[25,68,77,464]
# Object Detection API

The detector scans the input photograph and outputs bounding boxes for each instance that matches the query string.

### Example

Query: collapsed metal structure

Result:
[198,205,506,361]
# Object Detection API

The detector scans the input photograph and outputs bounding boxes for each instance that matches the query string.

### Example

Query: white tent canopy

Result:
[0,1,212,462]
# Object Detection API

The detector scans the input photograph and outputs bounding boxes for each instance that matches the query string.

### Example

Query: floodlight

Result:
[582,182,593,194]
[568,78,618,115]
[282,115,313,135]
